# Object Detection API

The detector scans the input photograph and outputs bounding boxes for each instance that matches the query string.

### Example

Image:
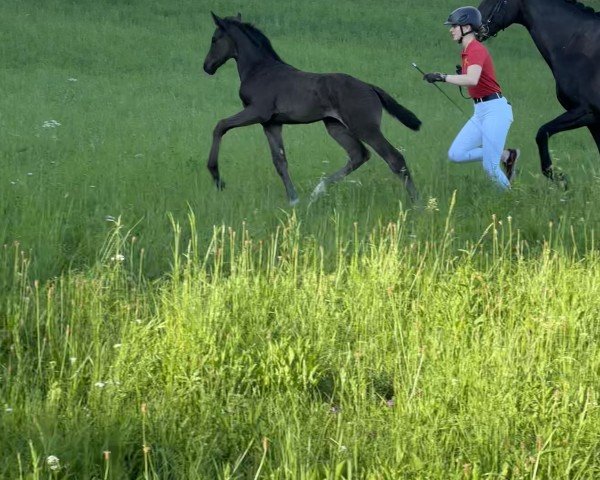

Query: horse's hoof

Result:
[543,168,568,190]
[215,179,226,190]
[289,197,300,207]
[554,172,569,190]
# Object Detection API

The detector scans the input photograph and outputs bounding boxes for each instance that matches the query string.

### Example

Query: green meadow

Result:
[1,0,600,478]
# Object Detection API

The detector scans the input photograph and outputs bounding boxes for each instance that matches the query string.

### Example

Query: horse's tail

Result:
[371,85,421,131]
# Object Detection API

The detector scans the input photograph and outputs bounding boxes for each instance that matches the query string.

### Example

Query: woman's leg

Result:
[481,99,513,189]
[448,114,483,163]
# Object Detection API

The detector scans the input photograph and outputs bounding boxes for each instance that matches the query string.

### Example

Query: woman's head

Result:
[444,6,482,43]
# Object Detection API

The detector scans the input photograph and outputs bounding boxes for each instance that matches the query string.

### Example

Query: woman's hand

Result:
[423,72,447,83]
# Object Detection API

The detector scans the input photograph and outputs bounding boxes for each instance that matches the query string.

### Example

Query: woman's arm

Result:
[444,65,482,87]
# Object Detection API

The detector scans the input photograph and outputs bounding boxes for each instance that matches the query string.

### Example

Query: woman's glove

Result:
[423,72,447,83]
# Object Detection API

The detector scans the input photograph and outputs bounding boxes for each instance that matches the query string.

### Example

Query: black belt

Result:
[473,92,503,103]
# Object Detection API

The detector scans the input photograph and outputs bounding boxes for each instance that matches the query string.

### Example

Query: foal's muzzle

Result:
[203,62,216,75]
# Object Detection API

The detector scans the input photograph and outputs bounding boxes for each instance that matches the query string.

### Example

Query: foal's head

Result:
[477,0,523,40]
[203,12,241,75]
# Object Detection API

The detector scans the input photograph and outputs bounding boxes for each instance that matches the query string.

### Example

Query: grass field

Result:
[1,0,600,478]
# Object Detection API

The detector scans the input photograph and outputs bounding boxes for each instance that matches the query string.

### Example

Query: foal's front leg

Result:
[208,107,269,189]
[263,123,299,205]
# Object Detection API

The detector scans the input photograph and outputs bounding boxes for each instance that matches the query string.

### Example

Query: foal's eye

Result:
[211,37,216,44]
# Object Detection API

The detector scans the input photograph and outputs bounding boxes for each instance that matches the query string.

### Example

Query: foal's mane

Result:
[562,0,600,17]
[224,18,285,62]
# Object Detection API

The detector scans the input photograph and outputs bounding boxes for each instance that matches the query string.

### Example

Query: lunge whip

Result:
[412,62,465,114]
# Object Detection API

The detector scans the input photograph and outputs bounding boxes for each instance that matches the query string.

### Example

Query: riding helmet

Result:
[444,6,482,29]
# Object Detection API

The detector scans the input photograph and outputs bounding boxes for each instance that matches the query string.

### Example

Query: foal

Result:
[203,13,422,204]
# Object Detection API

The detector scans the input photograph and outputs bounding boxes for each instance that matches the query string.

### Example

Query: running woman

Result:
[423,6,520,189]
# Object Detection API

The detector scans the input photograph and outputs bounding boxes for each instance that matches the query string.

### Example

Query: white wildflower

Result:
[5,407,13,413]
[27,172,33,176]
[113,343,122,349]
[95,381,106,388]
[426,197,439,212]
[105,215,116,222]
[42,120,61,129]
[67,78,78,82]
[111,254,125,262]
[46,455,60,471]
[69,357,76,364]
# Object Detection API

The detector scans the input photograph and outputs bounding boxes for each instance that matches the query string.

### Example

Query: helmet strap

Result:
[458,25,474,44]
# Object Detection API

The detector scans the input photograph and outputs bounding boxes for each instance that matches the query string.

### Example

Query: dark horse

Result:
[202,13,421,205]
[477,0,600,184]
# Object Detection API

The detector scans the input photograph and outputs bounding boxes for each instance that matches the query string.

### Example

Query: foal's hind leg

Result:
[311,118,371,200]
[360,129,419,202]
[263,123,299,206]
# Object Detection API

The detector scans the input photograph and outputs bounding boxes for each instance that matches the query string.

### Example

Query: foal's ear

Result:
[211,11,226,29]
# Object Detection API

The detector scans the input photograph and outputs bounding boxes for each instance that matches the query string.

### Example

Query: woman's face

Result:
[450,24,472,42]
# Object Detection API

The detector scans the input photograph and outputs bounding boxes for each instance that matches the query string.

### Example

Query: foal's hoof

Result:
[408,189,420,204]
[214,179,226,190]
[310,180,326,201]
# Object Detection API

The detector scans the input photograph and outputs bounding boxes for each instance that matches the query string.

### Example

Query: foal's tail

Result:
[371,85,421,131]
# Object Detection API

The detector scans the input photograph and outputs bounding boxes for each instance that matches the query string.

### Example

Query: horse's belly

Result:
[270,112,323,124]
[271,100,327,124]
[268,87,329,124]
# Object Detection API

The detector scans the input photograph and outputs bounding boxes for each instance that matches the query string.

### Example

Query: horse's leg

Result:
[208,107,269,189]
[535,108,596,180]
[587,124,600,154]
[359,128,419,202]
[311,118,370,200]
[262,123,299,206]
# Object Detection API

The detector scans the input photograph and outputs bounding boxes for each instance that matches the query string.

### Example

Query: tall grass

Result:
[2,207,600,478]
